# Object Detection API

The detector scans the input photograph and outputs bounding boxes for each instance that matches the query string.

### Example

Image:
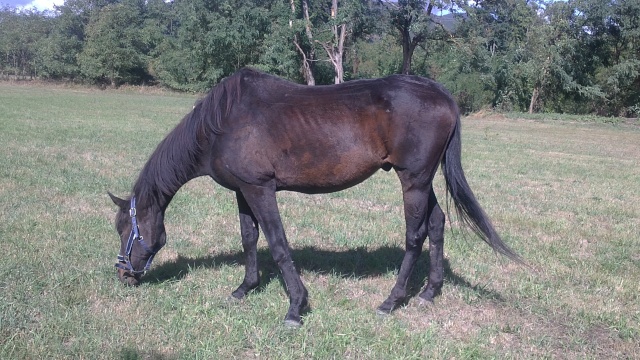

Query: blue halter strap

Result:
[115,197,160,275]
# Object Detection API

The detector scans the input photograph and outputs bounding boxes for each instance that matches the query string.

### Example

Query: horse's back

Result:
[211,70,458,192]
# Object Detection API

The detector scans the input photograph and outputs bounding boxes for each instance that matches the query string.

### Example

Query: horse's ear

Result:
[108,192,128,210]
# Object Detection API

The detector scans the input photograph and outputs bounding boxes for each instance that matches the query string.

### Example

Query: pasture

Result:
[1,83,638,359]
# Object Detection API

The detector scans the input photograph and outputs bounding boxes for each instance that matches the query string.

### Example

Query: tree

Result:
[36,4,86,79]
[519,1,604,113]
[575,0,640,116]
[154,0,272,91]
[0,0,637,117]
[0,7,50,78]
[386,0,452,75]
[320,0,348,83]
[350,33,402,79]
[138,0,175,79]
[78,1,148,86]
[288,0,317,85]
[290,0,377,84]
[458,0,532,110]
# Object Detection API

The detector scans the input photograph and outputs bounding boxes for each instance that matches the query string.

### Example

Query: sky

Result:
[2,0,63,11]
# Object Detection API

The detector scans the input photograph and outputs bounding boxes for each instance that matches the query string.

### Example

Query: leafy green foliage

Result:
[0,7,51,78]
[351,34,402,79]
[153,0,275,91]
[35,6,84,80]
[0,0,638,116]
[78,2,149,85]
[253,1,301,81]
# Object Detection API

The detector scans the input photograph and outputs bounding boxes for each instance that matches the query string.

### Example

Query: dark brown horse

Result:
[109,68,521,327]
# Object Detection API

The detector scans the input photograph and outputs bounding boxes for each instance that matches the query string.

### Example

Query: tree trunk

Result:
[334,22,346,84]
[529,86,539,114]
[292,0,315,85]
[333,38,344,84]
[399,3,432,75]
[401,27,415,75]
[293,35,315,86]
[321,0,346,84]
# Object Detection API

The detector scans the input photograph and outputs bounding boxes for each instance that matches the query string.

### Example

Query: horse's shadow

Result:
[144,245,503,304]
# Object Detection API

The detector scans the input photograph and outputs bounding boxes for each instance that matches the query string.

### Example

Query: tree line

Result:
[1,0,638,116]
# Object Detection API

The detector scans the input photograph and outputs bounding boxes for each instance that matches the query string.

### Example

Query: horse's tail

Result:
[441,113,523,264]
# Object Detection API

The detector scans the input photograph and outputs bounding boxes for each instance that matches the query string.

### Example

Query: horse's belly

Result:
[273,148,384,193]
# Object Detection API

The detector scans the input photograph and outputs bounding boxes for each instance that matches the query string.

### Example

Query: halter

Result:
[115,197,161,275]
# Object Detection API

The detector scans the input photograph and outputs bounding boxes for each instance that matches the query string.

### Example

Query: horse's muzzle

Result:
[117,266,141,286]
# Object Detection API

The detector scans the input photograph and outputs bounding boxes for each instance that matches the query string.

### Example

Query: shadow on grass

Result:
[119,347,177,360]
[143,245,504,303]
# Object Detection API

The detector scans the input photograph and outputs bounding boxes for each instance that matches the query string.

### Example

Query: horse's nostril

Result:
[125,276,140,286]
[117,268,141,286]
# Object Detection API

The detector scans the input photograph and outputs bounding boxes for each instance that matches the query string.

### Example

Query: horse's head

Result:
[108,192,166,286]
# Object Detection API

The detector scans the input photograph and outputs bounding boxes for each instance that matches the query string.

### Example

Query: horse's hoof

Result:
[231,288,248,299]
[417,297,434,307]
[376,308,392,317]
[283,319,302,329]
[222,295,243,307]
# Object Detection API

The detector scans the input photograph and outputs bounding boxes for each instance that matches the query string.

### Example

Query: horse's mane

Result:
[132,68,256,206]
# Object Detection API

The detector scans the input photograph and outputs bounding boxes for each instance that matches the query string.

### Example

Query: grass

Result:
[1,82,638,359]
[503,111,640,126]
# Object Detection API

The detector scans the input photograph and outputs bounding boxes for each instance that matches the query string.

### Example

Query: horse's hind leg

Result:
[419,189,445,303]
[231,191,261,299]
[377,176,431,314]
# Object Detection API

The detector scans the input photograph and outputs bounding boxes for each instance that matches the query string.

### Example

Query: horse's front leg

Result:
[231,191,261,299]
[240,184,308,327]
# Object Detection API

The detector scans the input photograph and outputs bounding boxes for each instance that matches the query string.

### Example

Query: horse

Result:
[108,67,521,327]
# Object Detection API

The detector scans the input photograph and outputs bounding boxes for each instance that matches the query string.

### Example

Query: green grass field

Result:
[1,83,638,359]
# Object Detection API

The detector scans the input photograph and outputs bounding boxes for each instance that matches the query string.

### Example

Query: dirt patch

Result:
[395,294,637,358]
[467,110,508,120]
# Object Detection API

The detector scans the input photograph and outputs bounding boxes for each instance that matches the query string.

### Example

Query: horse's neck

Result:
[132,121,207,211]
